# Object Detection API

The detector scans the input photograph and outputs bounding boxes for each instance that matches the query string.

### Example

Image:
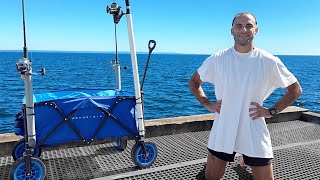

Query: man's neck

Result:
[234,43,254,53]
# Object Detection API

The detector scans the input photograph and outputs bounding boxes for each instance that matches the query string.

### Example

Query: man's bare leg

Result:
[205,152,228,180]
[251,163,274,180]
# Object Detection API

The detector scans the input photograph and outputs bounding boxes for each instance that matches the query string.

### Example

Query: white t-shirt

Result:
[198,47,297,158]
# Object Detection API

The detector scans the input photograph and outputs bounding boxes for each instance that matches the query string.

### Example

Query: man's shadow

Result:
[195,164,253,180]
[231,164,254,180]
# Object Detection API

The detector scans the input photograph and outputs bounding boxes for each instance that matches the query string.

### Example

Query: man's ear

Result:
[231,28,234,36]
[255,27,258,35]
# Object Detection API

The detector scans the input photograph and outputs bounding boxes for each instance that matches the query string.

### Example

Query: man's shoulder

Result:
[256,48,278,60]
[255,48,282,64]
[211,48,232,58]
[216,48,232,56]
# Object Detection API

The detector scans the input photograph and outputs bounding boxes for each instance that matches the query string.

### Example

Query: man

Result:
[189,12,302,180]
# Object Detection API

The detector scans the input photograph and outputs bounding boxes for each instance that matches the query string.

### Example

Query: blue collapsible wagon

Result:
[11,0,157,179]
[12,89,157,179]
[13,89,157,165]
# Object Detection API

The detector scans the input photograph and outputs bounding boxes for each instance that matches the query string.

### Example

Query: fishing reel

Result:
[16,58,46,79]
[110,60,128,70]
[16,58,30,74]
[106,2,124,24]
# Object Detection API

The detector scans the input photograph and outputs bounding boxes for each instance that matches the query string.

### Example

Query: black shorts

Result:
[208,148,272,167]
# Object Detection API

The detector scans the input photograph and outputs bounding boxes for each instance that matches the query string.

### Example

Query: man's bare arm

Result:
[272,81,302,113]
[189,71,222,113]
[250,81,302,119]
[188,71,211,106]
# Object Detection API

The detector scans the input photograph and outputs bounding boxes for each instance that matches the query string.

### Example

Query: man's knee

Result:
[205,153,227,180]
[251,163,274,180]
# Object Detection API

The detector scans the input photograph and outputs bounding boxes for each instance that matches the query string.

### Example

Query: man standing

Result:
[188,12,302,180]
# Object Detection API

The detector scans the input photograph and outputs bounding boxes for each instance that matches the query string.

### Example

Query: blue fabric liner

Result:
[22,89,135,103]
[15,89,138,146]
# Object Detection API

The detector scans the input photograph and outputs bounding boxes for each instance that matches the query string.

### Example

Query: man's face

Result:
[231,14,258,46]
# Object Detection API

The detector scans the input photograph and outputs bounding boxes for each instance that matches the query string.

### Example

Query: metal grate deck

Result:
[1,120,320,180]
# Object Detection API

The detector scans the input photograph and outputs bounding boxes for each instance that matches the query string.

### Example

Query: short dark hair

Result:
[232,12,257,26]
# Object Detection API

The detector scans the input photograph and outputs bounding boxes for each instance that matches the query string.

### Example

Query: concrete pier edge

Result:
[0,106,319,157]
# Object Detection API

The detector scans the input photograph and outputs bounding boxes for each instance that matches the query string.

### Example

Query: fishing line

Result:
[22,0,28,58]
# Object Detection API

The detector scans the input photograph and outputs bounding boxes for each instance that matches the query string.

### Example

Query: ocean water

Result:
[0,52,319,133]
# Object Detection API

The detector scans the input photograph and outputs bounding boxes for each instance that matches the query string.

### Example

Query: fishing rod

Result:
[124,0,155,137]
[107,0,156,137]
[16,0,46,176]
[107,2,124,89]
[15,0,36,176]
[16,0,36,149]
[22,0,27,59]
[106,2,156,92]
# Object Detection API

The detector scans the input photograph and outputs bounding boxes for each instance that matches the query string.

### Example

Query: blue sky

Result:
[1,0,319,55]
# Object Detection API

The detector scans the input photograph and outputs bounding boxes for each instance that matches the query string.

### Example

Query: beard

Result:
[234,35,254,46]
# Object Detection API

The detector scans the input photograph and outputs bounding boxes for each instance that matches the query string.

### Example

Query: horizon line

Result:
[0,50,209,55]
[0,50,319,56]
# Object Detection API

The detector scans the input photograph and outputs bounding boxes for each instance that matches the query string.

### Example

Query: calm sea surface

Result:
[0,52,319,133]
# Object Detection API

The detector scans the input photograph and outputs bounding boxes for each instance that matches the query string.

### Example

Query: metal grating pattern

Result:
[41,142,142,179]
[0,157,12,180]
[267,120,316,133]
[117,163,208,180]
[269,121,320,146]
[150,133,208,167]
[307,141,320,153]
[116,156,254,180]
[0,120,319,180]
[182,130,210,145]
[273,143,320,180]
